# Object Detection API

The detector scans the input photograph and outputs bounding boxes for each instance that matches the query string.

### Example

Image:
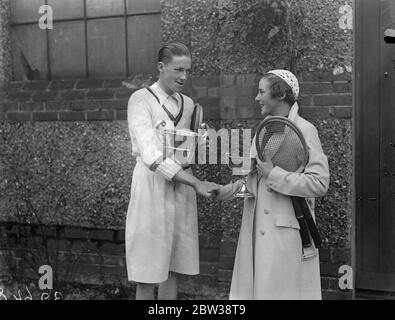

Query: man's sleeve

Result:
[127,93,182,180]
[265,125,330,198]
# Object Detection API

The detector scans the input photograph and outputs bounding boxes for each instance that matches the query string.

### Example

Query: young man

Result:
[126,42,217,300]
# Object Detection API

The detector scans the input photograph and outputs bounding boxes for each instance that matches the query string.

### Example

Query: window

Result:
[10,0,162,80]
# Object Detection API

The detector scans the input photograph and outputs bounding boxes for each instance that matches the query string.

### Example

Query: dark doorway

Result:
[355,0,395,296]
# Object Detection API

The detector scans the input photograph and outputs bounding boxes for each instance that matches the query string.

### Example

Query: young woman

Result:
[215,70,330,299]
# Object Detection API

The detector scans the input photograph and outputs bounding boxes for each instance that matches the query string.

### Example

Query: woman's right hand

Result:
[194,180,220,199]
[212,180,243,201]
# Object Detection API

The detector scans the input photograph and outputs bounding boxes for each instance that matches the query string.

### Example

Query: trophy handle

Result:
[155,120,166,130]
[200,122,209,130]
[198,122,210,140]
[155,120,167,158]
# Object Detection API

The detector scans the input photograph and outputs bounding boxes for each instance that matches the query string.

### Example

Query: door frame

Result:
[352,0,356,298]
[353,0,395,296]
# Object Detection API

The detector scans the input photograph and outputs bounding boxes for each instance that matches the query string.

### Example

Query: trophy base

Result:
[234,191,255,198]
[233,180,254,198]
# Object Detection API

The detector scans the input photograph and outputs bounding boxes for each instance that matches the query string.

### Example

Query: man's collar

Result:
[151,82,180,105]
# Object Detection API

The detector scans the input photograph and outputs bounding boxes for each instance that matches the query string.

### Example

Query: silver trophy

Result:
[155,120,209,167]
[225,153,255,198]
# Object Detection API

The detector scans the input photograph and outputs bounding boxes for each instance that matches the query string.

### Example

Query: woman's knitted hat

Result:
[267,69,299,99]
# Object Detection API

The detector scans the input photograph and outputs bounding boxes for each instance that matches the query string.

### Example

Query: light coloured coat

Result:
[125,83,199,284]
[222,103,330,299]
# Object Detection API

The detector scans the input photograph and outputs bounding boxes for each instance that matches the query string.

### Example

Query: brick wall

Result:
[0,222,223,295]
[0,222,352,299]
[0,72,352,122]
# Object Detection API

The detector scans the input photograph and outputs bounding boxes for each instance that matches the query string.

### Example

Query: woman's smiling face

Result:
[255,77,280,117]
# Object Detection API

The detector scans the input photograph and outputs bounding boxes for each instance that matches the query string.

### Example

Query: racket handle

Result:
[299,198,322,248]
[291,197,311,248]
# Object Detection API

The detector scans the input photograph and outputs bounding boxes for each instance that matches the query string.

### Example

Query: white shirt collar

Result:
[151,82,180,106]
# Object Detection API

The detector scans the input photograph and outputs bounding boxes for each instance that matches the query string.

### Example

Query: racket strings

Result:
[257,121,307,172]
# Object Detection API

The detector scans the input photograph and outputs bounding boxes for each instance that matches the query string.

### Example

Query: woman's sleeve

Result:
[265,124,330,198]
[127,93,182,180]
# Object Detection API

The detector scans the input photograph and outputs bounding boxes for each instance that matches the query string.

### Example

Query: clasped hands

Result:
[195,179,244,200]
[194,180,221,199]
[195,156,274,200]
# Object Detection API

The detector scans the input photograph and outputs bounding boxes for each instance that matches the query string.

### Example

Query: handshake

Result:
[193,180,244,201]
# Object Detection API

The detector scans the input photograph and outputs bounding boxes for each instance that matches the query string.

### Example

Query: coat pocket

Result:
[274,215,300,230]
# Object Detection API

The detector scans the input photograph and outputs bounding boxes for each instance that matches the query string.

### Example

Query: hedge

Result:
[0,117,351,247]
[162,0,353,75]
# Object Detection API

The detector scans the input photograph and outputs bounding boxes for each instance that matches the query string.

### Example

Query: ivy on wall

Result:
[162,0,222,76]
[162,0,353,76]
[296,0,353,73]
[0,119,352,247]
[0,122,134,228]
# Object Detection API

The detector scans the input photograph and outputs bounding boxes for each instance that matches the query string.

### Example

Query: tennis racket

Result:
[255,116,322,248]
[190,102,203,133]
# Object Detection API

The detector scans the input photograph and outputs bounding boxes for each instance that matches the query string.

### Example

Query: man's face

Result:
[158,55,191,94]
[255,78,280,117]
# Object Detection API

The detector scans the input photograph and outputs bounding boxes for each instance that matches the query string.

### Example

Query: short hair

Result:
[261,73,296,106]
[158,42,191,64]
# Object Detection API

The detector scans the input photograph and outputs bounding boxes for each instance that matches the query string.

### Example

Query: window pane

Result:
[10,0,45,24]
[86,0,125,17]
[48,21,86,79]
[47,0,84,20]
[127,0,161,14]
[87,18,126,78]
[11,25,48,80]
[127,14,161,76]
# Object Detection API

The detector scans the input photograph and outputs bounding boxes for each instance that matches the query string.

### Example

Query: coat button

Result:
[264,209,270,215]
[260,229,266,235]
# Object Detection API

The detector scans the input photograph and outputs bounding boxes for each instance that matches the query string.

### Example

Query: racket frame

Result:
[254,116,322,249]
[255,116,309,171]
